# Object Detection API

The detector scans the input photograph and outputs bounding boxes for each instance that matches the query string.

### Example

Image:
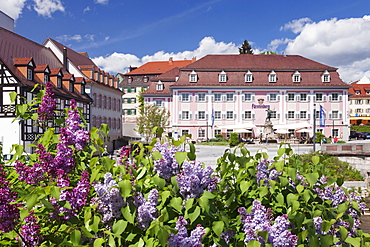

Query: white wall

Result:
[0,118,21,154]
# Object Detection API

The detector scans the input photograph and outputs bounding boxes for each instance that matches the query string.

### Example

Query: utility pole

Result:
[313,104,316,152]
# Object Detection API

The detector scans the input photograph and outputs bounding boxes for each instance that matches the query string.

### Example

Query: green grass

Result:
[196,141,229,146]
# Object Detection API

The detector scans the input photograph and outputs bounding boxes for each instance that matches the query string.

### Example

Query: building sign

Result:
[252,104,270,109]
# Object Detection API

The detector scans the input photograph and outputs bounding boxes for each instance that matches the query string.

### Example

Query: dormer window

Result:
[44,74,49,83]
[269,70,277,83]
[57,77,62,88]
[322,70,330,82]
[143,76,149,83]
[245,70,253,82]
[367,91,370,95]
[189,70,198,82]
[356,90,361,95]
[156,81,164,91]
[69,81,74,92]
[128,76,133,84]
[292,71,301,82]
[219,71,227,82]
[27,67,33,80]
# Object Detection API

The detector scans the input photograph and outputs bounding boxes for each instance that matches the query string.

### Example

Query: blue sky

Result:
[2,0,370,82]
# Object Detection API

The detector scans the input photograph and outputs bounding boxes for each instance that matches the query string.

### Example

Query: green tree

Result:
[136,92,170,142]
[239,40,254,54]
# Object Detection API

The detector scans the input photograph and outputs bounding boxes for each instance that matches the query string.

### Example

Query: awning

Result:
[275,129,290,134]
[350,117,370,120]
[273,122,312,130]
[234,129,253,133]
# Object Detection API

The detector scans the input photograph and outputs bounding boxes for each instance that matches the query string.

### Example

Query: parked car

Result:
[363,132,370,139]
[354,132,367,140]
[349,131,358,140]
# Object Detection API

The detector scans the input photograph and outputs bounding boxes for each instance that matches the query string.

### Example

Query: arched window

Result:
[93,93,97,106]
[103,95,107,108]
[108,97,111,109]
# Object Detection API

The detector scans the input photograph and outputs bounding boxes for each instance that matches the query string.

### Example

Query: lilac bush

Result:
[256,158,281,186]
[152,142,182,179]
[136,189,159,229]
[168,216,205,247]
[18,212,43,247]
[37,81,56,122]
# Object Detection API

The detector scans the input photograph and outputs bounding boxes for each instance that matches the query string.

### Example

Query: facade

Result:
[0,27,92,153]
[43,38,124,152]
[117,58,195,139]
[143,54,351,141]
[349,76,370,125]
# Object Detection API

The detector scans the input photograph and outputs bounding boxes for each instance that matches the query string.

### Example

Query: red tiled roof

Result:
[349,83,370,97]
[125,59,194,75]
[35,64,49,72]
[13,57,33,66]
[143,67,180,96]
[181,54,337,71]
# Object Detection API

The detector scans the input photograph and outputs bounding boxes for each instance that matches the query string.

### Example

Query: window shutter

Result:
[189,113,192,120]
[211,95,214,102]
[277,113,280,119]
[206,114,208,120]
[161,101,165,107]
[233,95,237,101]
[323,95,327,101]
[222,113,226,119]
[313,95,316,102]
[205,95,209,102]
[329,112,332,119]
[251,94,255,101]
[307,95,311,102]
[296,112,300,119]
[179,95,182,101]
[307,112,311,119]
[266,94,270,101]
[328,95,332,102]
[277,95,281,101]
[242,113,245,119]
[252,113,256,119]
[339,111,343,119]
[234,114,237,119]
[222,94,226,102]
[285,113,288,119]
[195,95,198,101]
[195,114,198,120]
[295,94,300,101]
[241,95,245,101]
[189,95,193,101]
[179,113,182,120]
[339,95,343,101]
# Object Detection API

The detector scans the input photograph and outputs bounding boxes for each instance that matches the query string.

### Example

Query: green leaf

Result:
[240,180,250,194]
[16,104,28,116]
[113,220,128,236]
[312,156,320,165]
[91,216,101,233]
[345,237,361,246]
[212,221,224,237]
[339,225,348,240]
[153,176,166,189]
[9,92,17,103]
[51,186,60,200]
[337,176,344,186]
[175,152,187,165]
[276,193,284,205]
[246,240,261,247]
[170,197,183,213]
[136,167,147,180]
[26,193,38,210]
[94,238,105,247]
[108,235,116,247]
[306,173,319,186]
[71,230,81,246]
[199,197,210,213]
[119,180,132,198]
[152,151,163,160]
[158,228,169,246]
[185,198,194,211]
[188,206,200,224]
[121,206,134,224]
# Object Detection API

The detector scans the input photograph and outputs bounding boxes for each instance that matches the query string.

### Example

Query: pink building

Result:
[143,54,350,141]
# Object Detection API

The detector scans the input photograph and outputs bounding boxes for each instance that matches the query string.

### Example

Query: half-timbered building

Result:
[0,27,92,153]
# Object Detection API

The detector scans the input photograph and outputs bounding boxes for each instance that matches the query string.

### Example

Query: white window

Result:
[244,111,252,119]
[292,71,301,82]
[355,99,363,105]
[331,111,340,119]
[198,93,206,101]
[300,111,307,119]
[270,110,277,119]
[269,93,277,101]
[214,111,221,119]
[288,93,295,101]
[181,111,190,120]
[214,93,221,102]
[198,111,206,120]
[226,129,233,137]
[189,71,198,82]
[156,81,164,91]
[269,70,276,83]
[287,111,295,119]
[331,93,340,101]
[300,93,307,101]
[219,71,227,82]
[356,108,363,113]
[245,71,253,82]
[316,93,323,101]
[143,76,149,83]
[198,129,205,138]
[322,70,330,82]
[127,76,133,83]
[155,100,163,106]
[182,129,189,136]
[244,93,252,101]
[226,93,234,101]
[226,111,234,119]
[214,129,221,136]
[182,93,190,101]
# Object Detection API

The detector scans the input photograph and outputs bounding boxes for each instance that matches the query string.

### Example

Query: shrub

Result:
[229,133,239,147]
[215,134,223,139]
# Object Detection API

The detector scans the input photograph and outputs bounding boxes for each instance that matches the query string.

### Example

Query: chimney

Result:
[192,57,196,63]
[169,57,173,65]
[63,47,68,71]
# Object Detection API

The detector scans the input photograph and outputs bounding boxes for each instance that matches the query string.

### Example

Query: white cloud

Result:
[268,38,291,52]
[83,6,91,13]
[33,0,65,18]
[56,34,82,42]
[284,16,370,82]
[280,17,312,34]
[93,37,239,74]
[94,0,108,5]
[0,0,27,20]
[84,34,95,41]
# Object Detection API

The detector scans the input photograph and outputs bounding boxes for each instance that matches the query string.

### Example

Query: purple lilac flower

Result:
[239,200,297,246]
[136,189,159,229]
[0,166,20,233]
[117,147,137,179]
[152,143,183,180]
[220,229,236,244]
[176,161,218,200]
[52,170,90,220]
[168,216,205,247]
[37,81,56,121]
[314,186,348,207]
[15,160,45,185]
[93,173,126,223]
[19,212,43,247]
[256,159,280,186]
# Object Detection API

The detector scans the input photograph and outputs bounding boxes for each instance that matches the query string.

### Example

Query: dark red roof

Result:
[143,67,180,96]
[125,59,194,76]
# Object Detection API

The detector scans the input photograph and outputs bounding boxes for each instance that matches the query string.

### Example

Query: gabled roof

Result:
[181,54,337,71]
[143,67,180,96]
[124,58,194,76]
